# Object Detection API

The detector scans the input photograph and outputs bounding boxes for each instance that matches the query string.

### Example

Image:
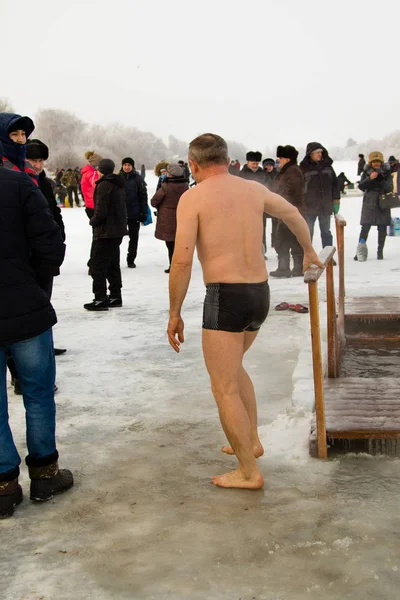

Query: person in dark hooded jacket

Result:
[271,145,306,278]
[0,141,73,518]
[300,142,340,249]
[0,112,37,180]
[85,159,127,311]
[119,157,148,268]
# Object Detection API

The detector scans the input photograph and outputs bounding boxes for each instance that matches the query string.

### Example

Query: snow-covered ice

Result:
[1,163,400,600]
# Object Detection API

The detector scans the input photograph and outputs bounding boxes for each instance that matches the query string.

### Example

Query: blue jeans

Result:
[0,329,56,479]
[306,215,333,248]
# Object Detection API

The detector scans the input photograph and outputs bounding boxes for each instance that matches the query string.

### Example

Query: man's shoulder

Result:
[0,167,37,190]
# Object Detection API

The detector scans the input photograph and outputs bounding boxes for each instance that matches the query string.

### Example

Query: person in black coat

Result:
[0,144,73,517]
[120,157,148,268]
[26,139,67,357]
[337,172,353,194]
[85,159,128,311]
[357,154,366,176]
[271,145,306,278]
[300,142,340,248]
[239,151,270,257]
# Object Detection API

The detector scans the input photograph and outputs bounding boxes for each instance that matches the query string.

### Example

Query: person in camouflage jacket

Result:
[61,169,81,207]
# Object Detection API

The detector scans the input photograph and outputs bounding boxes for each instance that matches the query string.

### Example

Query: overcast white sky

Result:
[2,0,399,150]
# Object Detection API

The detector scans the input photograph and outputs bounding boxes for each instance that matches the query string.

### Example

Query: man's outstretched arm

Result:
[168,190,199,352]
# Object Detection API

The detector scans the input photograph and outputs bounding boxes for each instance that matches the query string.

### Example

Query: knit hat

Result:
[26,139,49,160]
[98,158,115,175]
[359,153,365,158]
[85,150,102,166]
[167,163,184,178]
[7,115,35,138]
[368,151,384,164]
[388,155,397,163]
[122,157,135,168]
[246,151,262,162]
[262,158,275,168]
[276,145,299,162]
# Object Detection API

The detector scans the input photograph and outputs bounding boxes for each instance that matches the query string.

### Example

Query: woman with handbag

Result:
[355,151,393,261]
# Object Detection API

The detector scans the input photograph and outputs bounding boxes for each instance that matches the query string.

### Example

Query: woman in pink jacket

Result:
[81,151,102,218]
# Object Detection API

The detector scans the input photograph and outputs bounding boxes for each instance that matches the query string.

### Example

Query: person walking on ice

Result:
[167,133,322,490]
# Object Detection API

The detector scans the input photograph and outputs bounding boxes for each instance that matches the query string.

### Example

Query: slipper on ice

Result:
[275,302,289,311]
[288,304,309,314]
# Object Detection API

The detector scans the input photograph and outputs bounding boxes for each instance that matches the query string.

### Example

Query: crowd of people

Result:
[1,109,399,517]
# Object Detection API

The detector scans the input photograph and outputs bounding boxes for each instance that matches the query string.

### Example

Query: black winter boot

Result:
[108,296,123,308]
[291,254,304,277]
[29,461,74,502]
[84,298,109,311]
[0,479,23,519]
[377,229,386,260]
[270,256,292,278]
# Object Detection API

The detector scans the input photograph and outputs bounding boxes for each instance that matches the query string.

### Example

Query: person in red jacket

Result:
[81,150,102,219]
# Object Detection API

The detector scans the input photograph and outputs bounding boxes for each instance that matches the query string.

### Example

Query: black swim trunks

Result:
[202,281,270,332]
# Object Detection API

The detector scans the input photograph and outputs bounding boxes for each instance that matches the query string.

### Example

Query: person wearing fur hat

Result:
[355,151,392,260]
[270,146,306,278]
[300,142,340,250]
[0,112,37,181]
[81,151,102,219]
[154,160,169,191]
[151,163,189,273]
[84,159,127,311]
[25,140,67,359]
[239,152,270,257]
[120,157,149,268]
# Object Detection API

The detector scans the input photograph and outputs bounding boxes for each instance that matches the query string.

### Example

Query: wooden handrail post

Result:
[308,280,328,459]
[326,259,337,378]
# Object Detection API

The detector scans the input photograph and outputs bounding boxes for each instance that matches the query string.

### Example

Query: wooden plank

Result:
[326,260,338,378]
[346,297,400,316]
[323,378,400,435]
[308,281,327,458]
[304,246,336,283]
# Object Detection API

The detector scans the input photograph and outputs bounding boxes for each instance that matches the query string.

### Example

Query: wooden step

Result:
[323,377,400,438]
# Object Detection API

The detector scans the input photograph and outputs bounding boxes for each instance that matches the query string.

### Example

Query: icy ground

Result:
[1,163,400,600]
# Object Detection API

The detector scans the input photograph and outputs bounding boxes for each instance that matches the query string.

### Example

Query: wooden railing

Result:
[303,214,347,458]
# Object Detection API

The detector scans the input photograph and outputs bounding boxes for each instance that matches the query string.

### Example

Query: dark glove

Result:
[139,213,148,223]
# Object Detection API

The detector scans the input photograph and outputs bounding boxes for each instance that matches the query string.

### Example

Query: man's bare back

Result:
[185,173,268,284]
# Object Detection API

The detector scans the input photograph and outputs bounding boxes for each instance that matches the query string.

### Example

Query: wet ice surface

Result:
[2,167,400,599]
[341,344,400,378]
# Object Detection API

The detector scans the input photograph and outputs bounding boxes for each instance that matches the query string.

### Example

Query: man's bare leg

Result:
[202,329,264,490]
[222,331,264,458]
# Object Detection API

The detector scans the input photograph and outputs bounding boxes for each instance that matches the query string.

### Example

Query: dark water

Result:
[341,343,400,378]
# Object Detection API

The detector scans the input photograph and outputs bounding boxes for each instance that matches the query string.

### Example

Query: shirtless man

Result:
[167,134,323,490]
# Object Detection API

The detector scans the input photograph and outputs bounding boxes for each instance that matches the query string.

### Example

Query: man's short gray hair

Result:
[188,133,228,167]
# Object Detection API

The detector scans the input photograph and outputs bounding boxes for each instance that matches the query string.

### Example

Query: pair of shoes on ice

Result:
[84,296,123,311]
[275,302,309,314]
[11,378,58,396]
[127,262,136,269]
[0,461,73,519]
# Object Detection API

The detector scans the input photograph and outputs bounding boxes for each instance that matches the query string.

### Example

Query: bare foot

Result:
[221,443,264,458]
[212,469,264,490]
